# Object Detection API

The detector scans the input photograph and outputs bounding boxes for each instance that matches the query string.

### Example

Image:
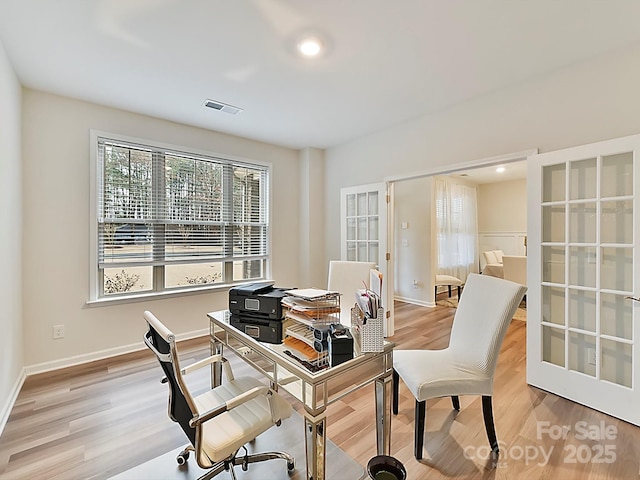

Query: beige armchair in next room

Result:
[502,255,527,286]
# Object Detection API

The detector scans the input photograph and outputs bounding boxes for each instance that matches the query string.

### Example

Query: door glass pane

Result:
[347,218,356,241]
[569,246,596,288]
[369,242,379,263]
[542,286,565,325]
[346,242,356,261]
[357,218,367,240]
[601,293,632,340]
[601,200,632,244]
[601,152,633,198]
[543,246,565,284]
[601,247,633,292]
[601,339,632,388]
[543,325,565,367]
[346,194,356,217]
[568,289,596,332]
[569,158,597,200]
[569,202,596,243]
[368,192,379,215]
[357,193,367,216]
[357,242,367,261]
[568,332,596,377]
[542,205,565,242]
[369,216,379,240]
[543,164,566,202]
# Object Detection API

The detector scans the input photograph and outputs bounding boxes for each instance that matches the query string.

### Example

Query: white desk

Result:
[208,310,395,480]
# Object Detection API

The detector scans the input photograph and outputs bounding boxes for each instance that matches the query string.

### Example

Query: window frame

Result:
[88,130,272,303]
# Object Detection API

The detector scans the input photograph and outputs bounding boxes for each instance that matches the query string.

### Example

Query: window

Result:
[92,134,269,299]
[434,178,478,280]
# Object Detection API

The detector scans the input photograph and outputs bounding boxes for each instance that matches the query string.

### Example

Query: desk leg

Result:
[375,374,392,455]
[210,339,223,388]
[304,410,326,480]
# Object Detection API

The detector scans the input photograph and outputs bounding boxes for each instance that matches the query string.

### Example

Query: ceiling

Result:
[2,1,640,150]
[449,160,528,185]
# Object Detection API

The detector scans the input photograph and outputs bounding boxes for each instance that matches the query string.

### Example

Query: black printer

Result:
[228,283,290,344]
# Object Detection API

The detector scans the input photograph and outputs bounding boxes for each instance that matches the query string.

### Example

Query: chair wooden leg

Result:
[448,285,452,297]
[414,400,426,460]
[482,395,499,453]
[434,286,437,299]
[451,395,460,411]
[392,370,399,415]
[457,285,461,298]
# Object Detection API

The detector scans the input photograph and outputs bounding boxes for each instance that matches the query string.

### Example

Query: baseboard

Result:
[25,328,209,376]
[394,296,434,308]
[0,367,26,437]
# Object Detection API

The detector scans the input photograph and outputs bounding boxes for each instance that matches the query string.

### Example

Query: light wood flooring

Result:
[1,299,639,479]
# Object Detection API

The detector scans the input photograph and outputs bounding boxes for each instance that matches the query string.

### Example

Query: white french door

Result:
[340,182,395,336]
[527,133,640,425]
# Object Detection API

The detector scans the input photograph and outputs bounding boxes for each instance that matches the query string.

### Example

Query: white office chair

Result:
[327,260,376,326]
[143,311,294,479]
[392,274,527,460]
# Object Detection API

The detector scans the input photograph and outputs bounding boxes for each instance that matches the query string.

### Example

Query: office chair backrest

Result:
[143,311,197,447]
[449,274,526,376]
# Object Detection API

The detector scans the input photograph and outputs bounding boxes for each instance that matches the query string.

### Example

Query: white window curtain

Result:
[434,178,479,281]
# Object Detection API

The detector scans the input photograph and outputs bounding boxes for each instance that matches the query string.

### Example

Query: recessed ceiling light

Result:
[496,166,506,173]
[297,38,322,57]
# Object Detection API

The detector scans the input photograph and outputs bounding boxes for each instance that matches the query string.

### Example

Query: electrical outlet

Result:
[587,347,596,365]
[53,325,65,339]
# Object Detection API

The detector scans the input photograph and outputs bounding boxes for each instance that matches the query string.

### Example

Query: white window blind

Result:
[96,137,268,297]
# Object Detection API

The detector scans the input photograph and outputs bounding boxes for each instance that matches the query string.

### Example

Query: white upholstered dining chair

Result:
[392,274,527,460]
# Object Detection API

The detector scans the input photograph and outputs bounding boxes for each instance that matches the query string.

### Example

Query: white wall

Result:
[394,177,433,305]
[21,90,301,368]
[325,41,640,264]
[298,147,326,289]
[477,179,527,233]
[0,40,23,422]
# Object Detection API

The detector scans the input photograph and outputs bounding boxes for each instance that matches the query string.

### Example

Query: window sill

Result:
[85,280,273,308]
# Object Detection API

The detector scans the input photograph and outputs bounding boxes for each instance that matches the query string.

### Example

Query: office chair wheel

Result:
[176,450,190,465]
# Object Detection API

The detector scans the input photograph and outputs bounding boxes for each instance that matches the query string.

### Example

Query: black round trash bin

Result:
[367,455,407,480]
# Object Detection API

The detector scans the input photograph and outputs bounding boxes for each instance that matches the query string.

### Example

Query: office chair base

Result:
[177,445,195,465]
[195,451,295,480]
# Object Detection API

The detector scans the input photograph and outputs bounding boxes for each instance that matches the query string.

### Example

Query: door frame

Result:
[384,149,537,308]
[340,182,395,335]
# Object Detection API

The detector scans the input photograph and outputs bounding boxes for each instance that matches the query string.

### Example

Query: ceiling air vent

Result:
[204,99,243,115]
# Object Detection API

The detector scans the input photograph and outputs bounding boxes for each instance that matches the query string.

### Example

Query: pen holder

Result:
[351,305,384,353]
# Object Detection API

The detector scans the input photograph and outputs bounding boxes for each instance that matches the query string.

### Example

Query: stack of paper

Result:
[282,288,341,325]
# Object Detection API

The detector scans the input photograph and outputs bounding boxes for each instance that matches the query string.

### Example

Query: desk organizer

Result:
[351,305,384,353]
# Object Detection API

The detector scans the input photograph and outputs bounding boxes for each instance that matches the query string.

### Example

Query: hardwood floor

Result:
[1,300,638,479]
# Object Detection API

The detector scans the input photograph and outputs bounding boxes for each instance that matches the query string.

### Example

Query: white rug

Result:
[108,410,365,480]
